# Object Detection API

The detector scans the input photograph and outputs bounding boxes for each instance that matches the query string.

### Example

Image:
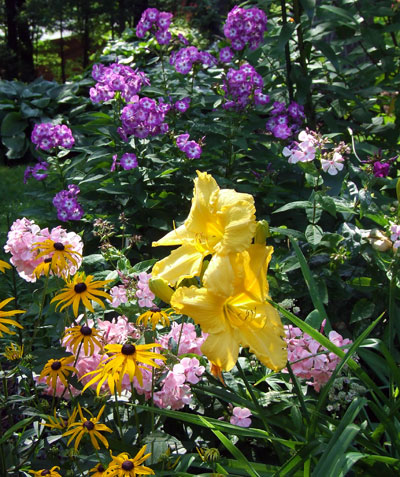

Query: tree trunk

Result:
[16,0,35,81]
[4,0,19,79]
[82,2,90,68]
[118,0,125,35]
[59,10,66,83]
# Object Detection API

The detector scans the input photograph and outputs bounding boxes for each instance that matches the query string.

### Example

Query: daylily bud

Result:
[367,229,392,252]
[254,220,271,244]
[149,277,174,304]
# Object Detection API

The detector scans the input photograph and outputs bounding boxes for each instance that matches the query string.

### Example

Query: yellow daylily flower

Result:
[152,170,257,286]
[171,244,287,372]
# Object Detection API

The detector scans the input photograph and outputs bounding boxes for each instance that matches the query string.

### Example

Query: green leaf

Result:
[0,417,34,444]
[305,224,323,246]
[290,239,329,325]
[350,299,375,324]
[396,178,400,203]
[273,201,313,214]
[20,102,41,118]
[1,111,28,136]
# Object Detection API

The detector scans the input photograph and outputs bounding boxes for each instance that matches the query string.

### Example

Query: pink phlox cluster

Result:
[285,324,352,392]
[152,357,205,410]
[4,219,83,282]
[120,96,170,140]
[136,8,173,45]
[282,130,317,164]
[90,62,150,103]
[53,184,84,222]
[390,225,400,249]
[135,272,156,308]
[266,102,305,139]
[157,321,207,356]
[176,133,202,159]
[223,6,268,51]
[230,406,252,427]
[222,63,268,110]
[31,123,75,150]
[34,374,80,399]
[170,46,217,75]
[108,285,129,307]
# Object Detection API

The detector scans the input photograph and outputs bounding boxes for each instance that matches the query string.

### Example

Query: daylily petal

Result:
[152,224,193,247]
[201,331,240,371]
[152,243,205,285]
[171,286,226,334]
[202,254,235,298]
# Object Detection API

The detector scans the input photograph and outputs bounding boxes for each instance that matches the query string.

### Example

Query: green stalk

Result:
[114,387,124,439]
[28,274,50,352]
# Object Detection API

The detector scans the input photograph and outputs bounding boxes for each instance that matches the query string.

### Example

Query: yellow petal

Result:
[202,254,234,298]
[152,224,192,247]
[152,243,205,286]
[201,330,240,371]
[171,286,226,335]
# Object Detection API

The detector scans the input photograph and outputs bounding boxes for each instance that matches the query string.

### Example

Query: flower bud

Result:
[254,220,271,244]
[367,229,392,252]
[149,277,174,304]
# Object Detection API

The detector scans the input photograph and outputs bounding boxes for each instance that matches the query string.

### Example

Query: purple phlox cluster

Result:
[24,161,49,183]
[390,225,400,249]
[90,62,150,104]
[31,123,75,150]
[222,63,268,110]
[4,218,83,283]
[223,5,268,51]
[266,101,305,139]
[136,8,173,45]
[230,406,252,427]
[285,322,352,392]
[135,271,156,308]
[176,133,202,159]
[53,184,84,222]
[174,97,191,113]
[111,153,138,171]
[170,46,217,75]
[120,96,170,139]
[219,46,234,63]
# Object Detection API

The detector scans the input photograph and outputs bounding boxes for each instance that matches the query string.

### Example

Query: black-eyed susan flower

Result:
[41,407,78,431]
[38,356,78,391]
[0,259,12,273]
[3,342,23,360]
[81,342,166,395]
[33,257,52,279]
[63,404,112,450]
[32,238,82,277]
[51,272,112,317]
[0,297,25,337]
[29,466,62,476]
[136,307,171,330]
[106,446,155,476]
[90,463,107,476]
[63,324,102,356]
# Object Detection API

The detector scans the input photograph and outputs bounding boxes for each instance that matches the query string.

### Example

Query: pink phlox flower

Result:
[321,152,344,175]
[135,271,156,308]
[108,285,128,307]
[97,315,139,344]
[157,322,207,355]
[179,357,205,384]
[230,407,252,427]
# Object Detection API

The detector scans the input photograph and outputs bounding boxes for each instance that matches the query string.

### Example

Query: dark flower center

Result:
[53,242,65,251]
[44,257,52,263]
[83,420,95,431]
[41,471,51,476]
[97,464,105,472]
[80,325,92,336]
[51,361,62,371]
[150,306,161,312]
[122,460,134,470]
[74,283,87,293]
[121,343,136,356]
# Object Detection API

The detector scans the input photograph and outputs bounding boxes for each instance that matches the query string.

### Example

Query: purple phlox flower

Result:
[136,8,173,45]
[272,123,292,140]
[111,154,118,172]
[176,133,190,149]
[120,97,169,139]
[178,33,189,45]
[183,140,202,159]
[373,161,390,178]
[53,185,84,222]
[222,63,266,110]
[32,161,49,180]
[390,225,400,249]
[219,46,234,63]
[120,153,138,170]
[174,97,191,113]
